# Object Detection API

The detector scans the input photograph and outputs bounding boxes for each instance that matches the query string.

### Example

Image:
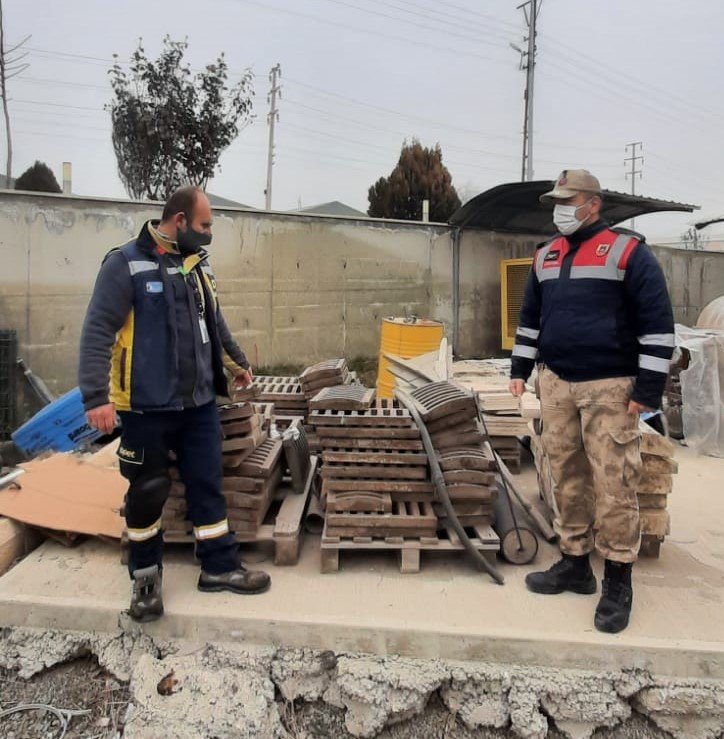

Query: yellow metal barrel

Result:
[376,317,445,399]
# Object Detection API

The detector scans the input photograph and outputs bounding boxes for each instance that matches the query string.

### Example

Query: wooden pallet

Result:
[326,499,437,538]
[123,457,317,567]
[320,522,500,573]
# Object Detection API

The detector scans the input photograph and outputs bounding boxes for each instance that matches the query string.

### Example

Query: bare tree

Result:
[0,0,30,181]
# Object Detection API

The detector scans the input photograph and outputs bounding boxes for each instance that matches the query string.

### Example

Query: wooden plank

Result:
[443,469,496,486]
[315,425,420,440]
[0,518,43,575]
[322,450,428,466]
[321,479,434,496]
[321,464,428,480]
[319,437,424,451]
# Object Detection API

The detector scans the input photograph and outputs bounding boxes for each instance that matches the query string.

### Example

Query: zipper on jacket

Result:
[120,347,127,391]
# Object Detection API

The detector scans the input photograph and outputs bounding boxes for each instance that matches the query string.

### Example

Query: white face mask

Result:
[553,198,593,235]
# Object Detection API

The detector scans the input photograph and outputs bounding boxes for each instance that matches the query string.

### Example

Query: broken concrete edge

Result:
[2,595,722,681]
[0,626,722,739]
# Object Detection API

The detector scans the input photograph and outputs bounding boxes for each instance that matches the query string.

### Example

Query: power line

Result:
[232,0,510,67]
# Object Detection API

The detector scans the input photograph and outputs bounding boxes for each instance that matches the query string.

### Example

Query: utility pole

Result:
[512,0,541,181]
[265,63,281,211]
[624,141,643,229]
[0,1,30,182]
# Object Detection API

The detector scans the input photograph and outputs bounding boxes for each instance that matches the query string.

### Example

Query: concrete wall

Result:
[0,192,456,395]
[651,244,724,326]
[0,190,722,396]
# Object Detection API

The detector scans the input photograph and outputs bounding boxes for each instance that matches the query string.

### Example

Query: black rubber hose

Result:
[395,389,505,585]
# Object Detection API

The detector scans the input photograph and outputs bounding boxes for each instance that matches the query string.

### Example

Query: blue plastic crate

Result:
[12,387,102,455]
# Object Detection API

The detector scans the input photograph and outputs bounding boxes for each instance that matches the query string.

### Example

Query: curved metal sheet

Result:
[449,180,698,235]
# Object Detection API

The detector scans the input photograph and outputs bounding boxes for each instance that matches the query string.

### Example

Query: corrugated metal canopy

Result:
[449,180,698,235]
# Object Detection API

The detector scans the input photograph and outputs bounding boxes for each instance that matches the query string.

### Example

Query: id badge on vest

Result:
[199,317,210,344]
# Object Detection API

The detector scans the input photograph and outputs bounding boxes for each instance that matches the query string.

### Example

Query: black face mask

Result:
[177,221,212,254]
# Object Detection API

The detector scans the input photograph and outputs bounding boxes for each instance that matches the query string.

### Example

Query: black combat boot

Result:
[198,564,271,595]
[525,553,597,595]
[595,560,633,633]
[129,565,164,622]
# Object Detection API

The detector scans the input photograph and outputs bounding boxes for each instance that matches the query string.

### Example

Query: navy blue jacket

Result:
[510,220,674,409]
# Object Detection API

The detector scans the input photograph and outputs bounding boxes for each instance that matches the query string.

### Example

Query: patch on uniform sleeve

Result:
[117,444,144,465]
[145,281,163,294]
[544,250,560,262]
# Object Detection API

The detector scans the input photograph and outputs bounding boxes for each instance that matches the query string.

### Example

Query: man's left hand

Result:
[627,400,651,415]
[234,368,254,389]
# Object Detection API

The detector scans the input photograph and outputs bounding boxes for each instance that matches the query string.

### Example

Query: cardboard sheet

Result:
[0,453,125,538]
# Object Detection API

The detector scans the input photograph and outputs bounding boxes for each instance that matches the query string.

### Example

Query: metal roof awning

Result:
[449,180,698,235]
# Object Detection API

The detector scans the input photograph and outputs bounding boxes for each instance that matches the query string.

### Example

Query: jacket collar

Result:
[137,220,209,266]
[565,218,609,246]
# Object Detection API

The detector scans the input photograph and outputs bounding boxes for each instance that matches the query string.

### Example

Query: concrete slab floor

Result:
[0,444,721,679]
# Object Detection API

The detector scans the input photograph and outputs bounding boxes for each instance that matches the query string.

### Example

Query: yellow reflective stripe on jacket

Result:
[110,308,134,411]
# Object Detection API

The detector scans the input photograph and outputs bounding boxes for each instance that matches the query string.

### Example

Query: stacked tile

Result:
[161,401,282,539]
[234,376,309,418]
[300,358,350,399]
[311,399,438,539]
[529,418,677,557]
[452,361,534,474]
[408,382,498,527]
[638,421,677,555]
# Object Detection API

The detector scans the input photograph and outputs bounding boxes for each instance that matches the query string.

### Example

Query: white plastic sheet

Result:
[675,323,724,457]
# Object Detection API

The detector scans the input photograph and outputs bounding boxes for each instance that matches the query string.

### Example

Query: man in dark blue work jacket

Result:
[79,185,270,622]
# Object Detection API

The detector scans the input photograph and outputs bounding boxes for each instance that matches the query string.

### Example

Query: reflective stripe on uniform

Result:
[569,233,632,281]
[638,333,675,347]
[128,260,159,276]
[512,343,537,359]
[194,519,230,540]
[516,327,540,340]
[166,266,182,275]
[639,354,671,373]
[127,517,162,542]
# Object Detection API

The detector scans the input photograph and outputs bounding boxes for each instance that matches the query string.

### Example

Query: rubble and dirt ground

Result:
[0,632,719,739]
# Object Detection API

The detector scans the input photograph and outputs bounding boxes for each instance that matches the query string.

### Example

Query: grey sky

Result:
[3,0,724,240]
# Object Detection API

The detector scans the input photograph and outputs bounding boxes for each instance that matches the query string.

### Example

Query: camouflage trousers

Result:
[539,366,642,563]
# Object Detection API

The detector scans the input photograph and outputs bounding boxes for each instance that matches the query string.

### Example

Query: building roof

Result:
[449,180,699,235]
[298,200,367,217]
[207,192,256,209]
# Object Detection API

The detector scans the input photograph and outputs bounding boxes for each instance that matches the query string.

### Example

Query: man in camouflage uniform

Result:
[509,170,674,633]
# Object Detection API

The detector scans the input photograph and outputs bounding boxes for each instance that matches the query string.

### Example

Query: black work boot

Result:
[595,560,633,633]
[525,553,597,595]
[129,565,164,622]
[198,565,271,595]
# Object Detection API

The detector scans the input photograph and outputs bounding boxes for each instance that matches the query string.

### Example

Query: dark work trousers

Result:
[118,402,239,577]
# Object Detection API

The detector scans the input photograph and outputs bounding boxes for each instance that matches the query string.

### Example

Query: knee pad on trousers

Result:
[126,473,171,525]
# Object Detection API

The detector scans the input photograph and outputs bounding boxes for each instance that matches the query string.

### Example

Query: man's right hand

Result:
[86,403,117,435]
[509,379,525,397]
